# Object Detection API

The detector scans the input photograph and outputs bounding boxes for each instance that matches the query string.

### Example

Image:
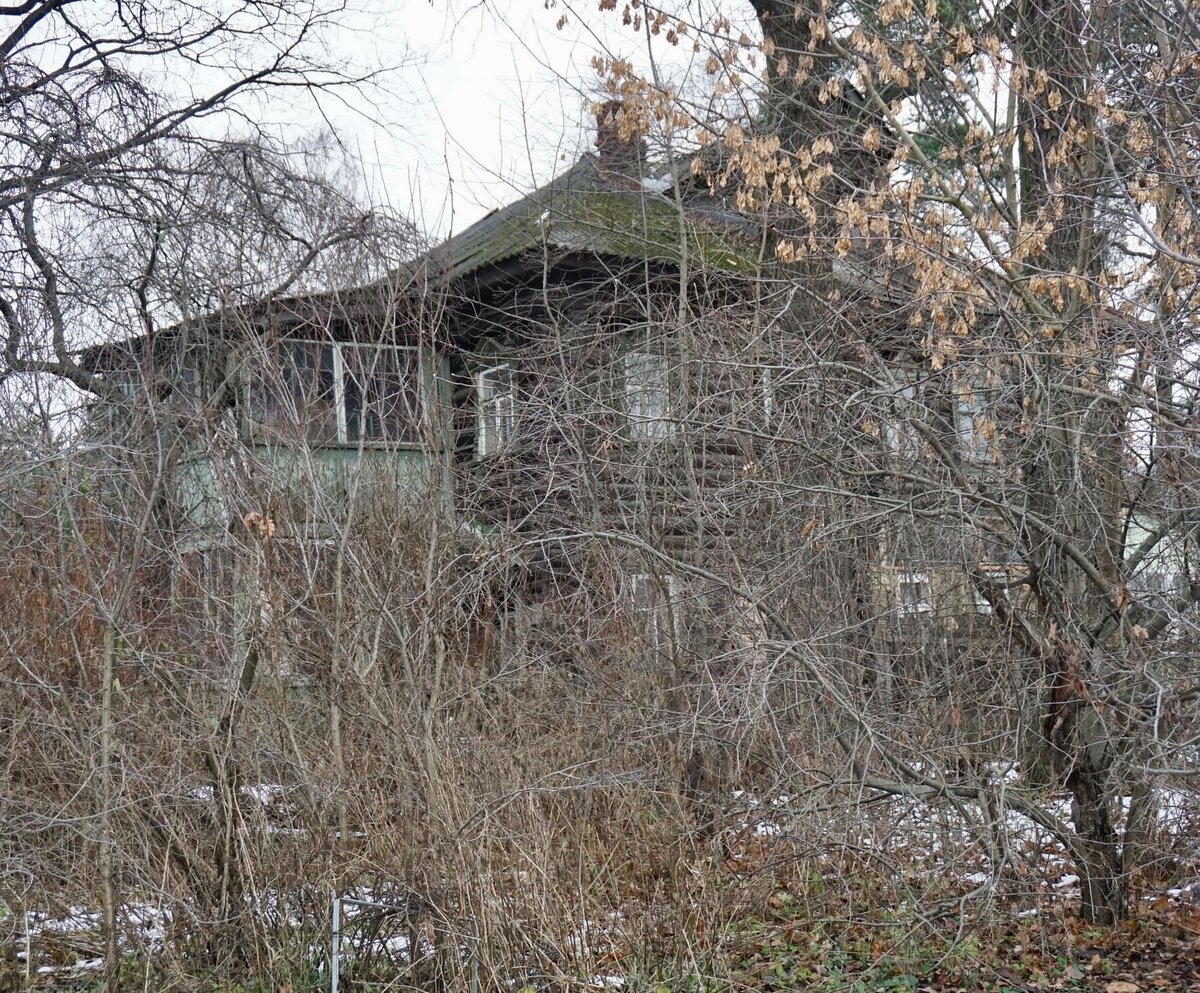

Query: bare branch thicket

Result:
[573,0,1200,928]
[5,0,1200,989]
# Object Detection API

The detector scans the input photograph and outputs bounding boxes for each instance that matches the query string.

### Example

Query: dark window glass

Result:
[342,345,420,442]
[253,340,421,444]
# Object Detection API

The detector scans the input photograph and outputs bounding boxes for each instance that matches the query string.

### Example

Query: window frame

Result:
[476,362,517,457]
[973,569,1009,614]
[882,376,922,458]
[629,571,682,650]
[897,570,933,615]
[956,386,992,462]
[249,338,424,448]
[758,362,777,428]
[624,350,673,442]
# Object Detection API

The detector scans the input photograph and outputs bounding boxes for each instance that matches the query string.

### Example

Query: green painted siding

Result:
[171,351,454,548]
[174,445,450,544]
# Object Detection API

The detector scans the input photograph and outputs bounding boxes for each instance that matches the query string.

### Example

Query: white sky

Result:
[319,0,756,240]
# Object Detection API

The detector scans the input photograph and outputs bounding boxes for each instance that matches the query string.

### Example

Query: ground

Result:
[9,780,1200,992]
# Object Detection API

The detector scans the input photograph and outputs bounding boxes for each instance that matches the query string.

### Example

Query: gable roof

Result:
[78,153,766,373]
[430,154,762,280]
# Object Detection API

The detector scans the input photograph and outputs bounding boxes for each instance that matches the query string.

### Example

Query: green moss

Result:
[549,192,761,273]
[445,188,761,277]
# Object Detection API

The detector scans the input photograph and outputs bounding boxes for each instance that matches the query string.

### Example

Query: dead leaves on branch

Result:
[587,0,1200,346]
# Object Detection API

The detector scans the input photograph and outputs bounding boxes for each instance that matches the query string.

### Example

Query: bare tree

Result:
[0,3,424,986]
[579,0,1200,925]
[1,0,412,397]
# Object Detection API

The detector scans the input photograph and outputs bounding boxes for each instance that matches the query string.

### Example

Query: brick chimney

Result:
[594,100,646,182]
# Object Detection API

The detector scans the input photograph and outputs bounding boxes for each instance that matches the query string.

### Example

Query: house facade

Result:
[79,109,771,620]
[80,104,1186,683]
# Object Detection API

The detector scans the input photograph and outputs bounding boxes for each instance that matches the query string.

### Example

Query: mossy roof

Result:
[430,156,761,280]
[78,158,763,372]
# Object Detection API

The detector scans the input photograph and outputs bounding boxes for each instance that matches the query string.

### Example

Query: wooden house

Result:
[76,103,1069,668]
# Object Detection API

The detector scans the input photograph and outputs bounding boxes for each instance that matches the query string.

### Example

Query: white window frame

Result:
[759,363,776,427]
[898,570,932,615]
[254,339,423,446]
[476,363,516,457]
[957,387,991,461]
[331,344,349,441]
[624,351,672,441]
[883,379,921,457]
[629,572,682,649]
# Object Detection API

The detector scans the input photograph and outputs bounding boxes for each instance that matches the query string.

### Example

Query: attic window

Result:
[625,351,672,441]
[477,363,516,456]
[252,340,421,445]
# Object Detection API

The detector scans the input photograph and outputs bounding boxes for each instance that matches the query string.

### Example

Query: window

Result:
[898,571,932,615]
[974,580,994,615]
[476,363,516,456]
[957,388,991,461]
[883,379,921,457]
[973,569,1008,614]
[1133,569,1183,603]
[629,572,682,650]
[758,364,776,427]
[253,340,421,445]
[625,351,672,441]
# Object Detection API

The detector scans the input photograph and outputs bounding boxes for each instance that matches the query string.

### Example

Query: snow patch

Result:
[640,175,672,193]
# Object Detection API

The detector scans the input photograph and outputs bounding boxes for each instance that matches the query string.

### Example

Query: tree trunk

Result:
[1012,0,1135,923]
[202,537,264,966]
[99,622,120,991]
[1071,761,1125,924]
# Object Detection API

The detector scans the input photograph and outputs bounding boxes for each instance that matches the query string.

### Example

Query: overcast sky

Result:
[324,1,756,239]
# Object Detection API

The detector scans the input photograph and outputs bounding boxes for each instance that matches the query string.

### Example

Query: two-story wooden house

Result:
[75,105,780,678]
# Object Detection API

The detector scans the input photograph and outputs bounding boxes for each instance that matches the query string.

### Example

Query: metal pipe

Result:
[330,895,341,993]
[331,892,416,992]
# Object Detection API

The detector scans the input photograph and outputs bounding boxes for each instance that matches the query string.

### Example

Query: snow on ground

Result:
[11,774,1200,981]
[726,770,1200,911]
[15,902,171,979]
